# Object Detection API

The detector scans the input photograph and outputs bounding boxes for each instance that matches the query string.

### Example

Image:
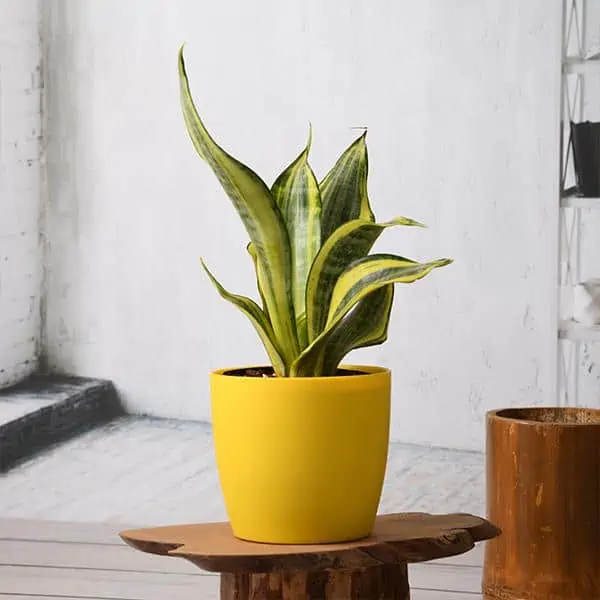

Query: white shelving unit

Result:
[560,192,600,208]
[564,56,600,74]
[559,0,600,404]
[560,319,600,341]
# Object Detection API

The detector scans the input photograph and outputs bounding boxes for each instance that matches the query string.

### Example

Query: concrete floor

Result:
[0,416,485,525]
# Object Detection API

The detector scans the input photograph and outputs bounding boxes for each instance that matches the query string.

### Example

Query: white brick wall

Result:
[0,0,42,388]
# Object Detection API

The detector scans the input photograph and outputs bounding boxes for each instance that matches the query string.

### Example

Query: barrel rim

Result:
[487,406,600,426]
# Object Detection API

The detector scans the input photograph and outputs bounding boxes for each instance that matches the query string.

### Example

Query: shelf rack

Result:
[558,0,599,405]
[560,319,600,341]
[564,56,600,73]
[560,190,600,208]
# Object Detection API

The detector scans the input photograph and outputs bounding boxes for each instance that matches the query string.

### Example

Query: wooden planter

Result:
[483,407,600,600]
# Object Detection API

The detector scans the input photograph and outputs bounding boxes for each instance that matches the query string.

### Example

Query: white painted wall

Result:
[43,0,562,450]
[0,0,42,388]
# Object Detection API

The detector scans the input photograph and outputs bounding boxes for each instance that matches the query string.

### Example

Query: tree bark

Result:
[220,563,409,600]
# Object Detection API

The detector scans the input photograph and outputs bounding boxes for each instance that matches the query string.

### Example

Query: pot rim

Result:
[487,406,600,427]
[211,364,390,381]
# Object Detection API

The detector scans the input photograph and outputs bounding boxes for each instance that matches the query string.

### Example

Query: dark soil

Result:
[224,367,367,378]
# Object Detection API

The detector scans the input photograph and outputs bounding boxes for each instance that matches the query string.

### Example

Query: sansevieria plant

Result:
[178,46,453,544]
[178,48,451,378]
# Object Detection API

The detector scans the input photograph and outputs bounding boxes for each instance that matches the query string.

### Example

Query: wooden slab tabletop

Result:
[120,512,499,574]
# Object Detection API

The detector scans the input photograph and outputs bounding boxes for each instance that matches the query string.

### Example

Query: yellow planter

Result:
[210,365,391,544]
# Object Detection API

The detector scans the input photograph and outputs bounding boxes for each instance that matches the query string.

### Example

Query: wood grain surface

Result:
[484,407,600,600]
[220,564,410,600]
[121,512,498,574]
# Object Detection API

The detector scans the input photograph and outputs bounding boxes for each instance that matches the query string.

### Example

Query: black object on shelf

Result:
[571,120,600,197]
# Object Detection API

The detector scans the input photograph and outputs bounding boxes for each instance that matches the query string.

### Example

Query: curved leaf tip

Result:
[199,257,214,281]
[177,44,187,75]
[434,258,453,268]
[384,216,427,228]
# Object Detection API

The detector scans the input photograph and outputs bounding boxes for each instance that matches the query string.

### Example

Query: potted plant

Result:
[178,47,452,544]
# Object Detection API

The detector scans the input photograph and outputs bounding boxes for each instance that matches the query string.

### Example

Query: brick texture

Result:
[0,0,42,388]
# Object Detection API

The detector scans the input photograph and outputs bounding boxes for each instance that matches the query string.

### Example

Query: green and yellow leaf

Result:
[271,127,321,347]
[178,47,299,365]
[292,254,451,375]
[306,217,424,342]
[201,260,286,376]
[291,285,394,377]
[328,254,452,323]
[319,131,374,243]
[320,284,395,375]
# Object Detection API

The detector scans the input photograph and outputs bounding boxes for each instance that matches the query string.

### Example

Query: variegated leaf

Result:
[321,284,394,375]
[306,217,424,342]
[319,131,374,243]
[271,128,321,347]
[292,285,394,377]
[179,47,299,365]
[292,254,451,376]
[328,254,452,324]
[201,260,286,376]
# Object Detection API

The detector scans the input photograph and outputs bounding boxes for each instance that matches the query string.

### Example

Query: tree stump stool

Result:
[120,512,499,599]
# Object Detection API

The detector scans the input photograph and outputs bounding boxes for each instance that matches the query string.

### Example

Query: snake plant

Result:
[178,47,452,377]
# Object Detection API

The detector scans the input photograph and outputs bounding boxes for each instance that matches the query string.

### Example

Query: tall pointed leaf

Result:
[271,128,321,347]
[306,217,424,342]
[320,131,374,243]
[201,260,286,376]
[292,254,451,375]
[178,47,299,365]
[291,285,394,377]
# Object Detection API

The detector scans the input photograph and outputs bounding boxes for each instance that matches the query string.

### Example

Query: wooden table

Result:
[121,512,499,599]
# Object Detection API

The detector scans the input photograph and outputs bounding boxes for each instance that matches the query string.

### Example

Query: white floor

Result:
[0,416,485,526]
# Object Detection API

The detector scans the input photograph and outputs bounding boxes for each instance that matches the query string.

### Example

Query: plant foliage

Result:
[178,47,452,377]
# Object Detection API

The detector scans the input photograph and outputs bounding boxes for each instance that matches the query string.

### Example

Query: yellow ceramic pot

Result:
[210,365,391,544]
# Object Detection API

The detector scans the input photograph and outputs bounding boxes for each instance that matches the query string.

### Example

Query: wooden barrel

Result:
[483,407,600,600]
